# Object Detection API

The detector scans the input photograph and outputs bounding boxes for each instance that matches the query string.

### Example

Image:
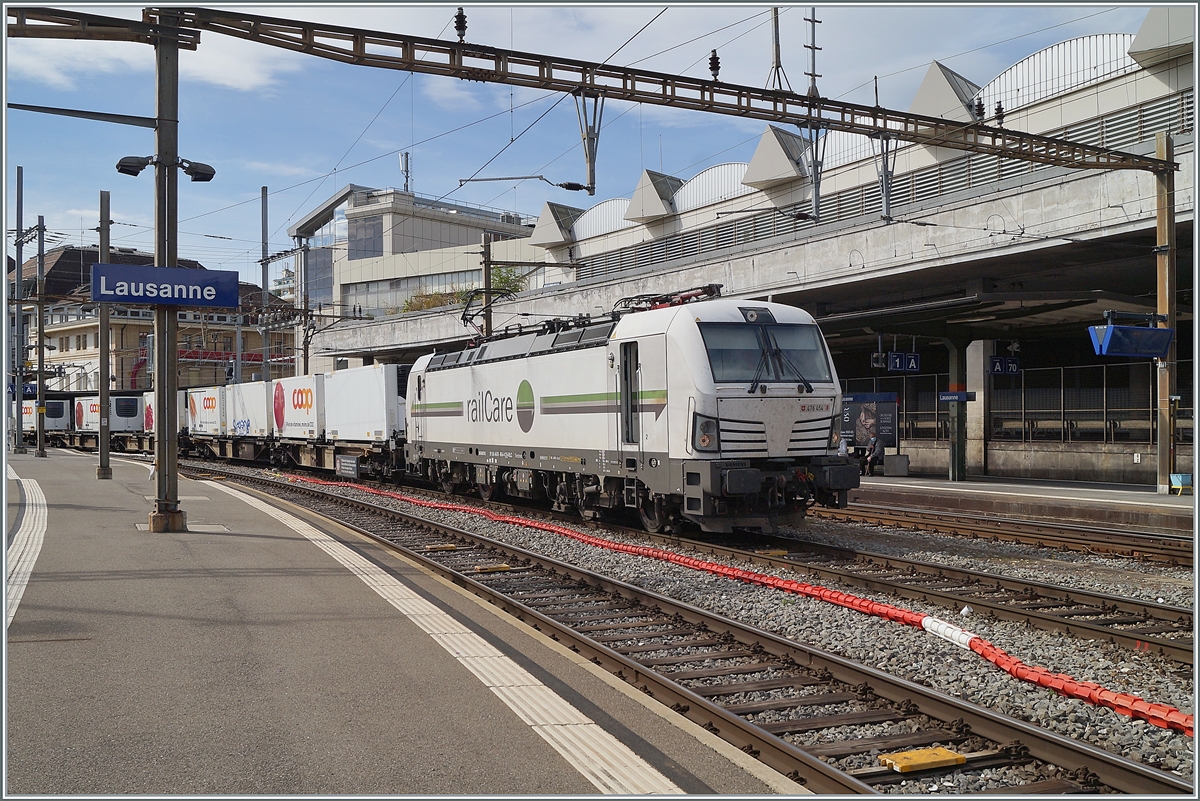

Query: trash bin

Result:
[884,454,909,477]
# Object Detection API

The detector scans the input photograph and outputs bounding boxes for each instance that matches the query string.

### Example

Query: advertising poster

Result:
[841,393,898,449]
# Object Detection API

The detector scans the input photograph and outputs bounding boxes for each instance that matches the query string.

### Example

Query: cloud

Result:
[6,6,306,92]
[241,161,321,179]
[6,38,151,90]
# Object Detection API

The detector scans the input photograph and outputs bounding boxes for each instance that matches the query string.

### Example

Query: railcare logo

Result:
[467,389,513,424]
[516,380,534,433]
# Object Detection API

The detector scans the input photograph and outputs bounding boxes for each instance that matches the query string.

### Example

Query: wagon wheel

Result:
[638,495,665,533]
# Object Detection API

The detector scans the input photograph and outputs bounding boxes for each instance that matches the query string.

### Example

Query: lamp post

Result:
[115,11,215,532]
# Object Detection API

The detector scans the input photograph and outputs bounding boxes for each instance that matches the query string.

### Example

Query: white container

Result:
[274,374,324,439]
[227,381,274,437]
[143,390,188,435]
[22,399,71,432]
[186,386,226,436]
[324,364,404,443]
[74,395,144,433]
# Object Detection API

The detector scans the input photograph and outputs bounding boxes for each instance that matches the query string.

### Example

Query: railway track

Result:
[813,504,1194,567]
[658,535,1195,667]
[184,464,1191,795]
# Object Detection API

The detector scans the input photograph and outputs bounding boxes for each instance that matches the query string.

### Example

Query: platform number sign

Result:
[990,356,1021,375]
[887,352,921,373]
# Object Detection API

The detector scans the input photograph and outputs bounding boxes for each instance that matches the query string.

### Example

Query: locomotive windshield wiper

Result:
[769,332,814,393]
[747,346,771,394]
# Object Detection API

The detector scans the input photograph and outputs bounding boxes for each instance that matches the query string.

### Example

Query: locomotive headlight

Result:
[829,417,840,449]
[693,413,720,452]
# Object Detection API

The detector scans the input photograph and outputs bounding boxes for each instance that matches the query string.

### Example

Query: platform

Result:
[5,448,800,795]
[851,473,1195,534]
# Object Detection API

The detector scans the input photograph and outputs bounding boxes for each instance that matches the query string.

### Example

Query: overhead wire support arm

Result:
[142,5,1175,174]
[6,6,199,47]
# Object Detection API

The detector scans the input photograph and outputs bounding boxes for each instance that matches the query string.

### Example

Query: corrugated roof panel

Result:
[673,163,754,212]
[572,198,634,240]
[975,34,1137,114]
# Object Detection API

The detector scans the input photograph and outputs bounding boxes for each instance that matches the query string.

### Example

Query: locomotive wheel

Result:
[638,496,665,533]
[478,482,500,501]
[441,479,460,495]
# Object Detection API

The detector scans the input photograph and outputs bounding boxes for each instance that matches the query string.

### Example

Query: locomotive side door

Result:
[617,340,642,469]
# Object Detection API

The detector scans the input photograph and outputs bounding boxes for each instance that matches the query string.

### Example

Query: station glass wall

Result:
[841,359,1193,444]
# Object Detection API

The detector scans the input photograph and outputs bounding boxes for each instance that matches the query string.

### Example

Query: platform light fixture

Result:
[116,155,215,182]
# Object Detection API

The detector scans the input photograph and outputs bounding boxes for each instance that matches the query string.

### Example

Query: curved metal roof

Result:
[975,33,1138,114]
[672,162,754,213]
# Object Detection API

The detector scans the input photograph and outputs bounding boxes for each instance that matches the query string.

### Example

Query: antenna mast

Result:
[798,7,825,223]
[803,6,821,98]
[765,8,792,92]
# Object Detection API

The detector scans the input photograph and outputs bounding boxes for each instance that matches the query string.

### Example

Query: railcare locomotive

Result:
[406,285,860,533]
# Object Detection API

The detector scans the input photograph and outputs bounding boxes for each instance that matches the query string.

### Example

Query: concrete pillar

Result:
[943,338,970,481]
[966,340,991,475]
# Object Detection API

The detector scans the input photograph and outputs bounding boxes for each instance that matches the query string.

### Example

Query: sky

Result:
[4,3,1157,288]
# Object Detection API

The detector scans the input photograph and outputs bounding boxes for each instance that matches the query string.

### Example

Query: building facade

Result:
[9,246,294,392]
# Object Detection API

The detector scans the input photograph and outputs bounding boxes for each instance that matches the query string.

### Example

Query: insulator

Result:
[973,98,984,121]
[709,49,720,81]
[994,102,1005,128]
[454,7,467,42]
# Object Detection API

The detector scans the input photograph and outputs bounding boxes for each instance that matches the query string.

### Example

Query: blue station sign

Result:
[91,263,239,308]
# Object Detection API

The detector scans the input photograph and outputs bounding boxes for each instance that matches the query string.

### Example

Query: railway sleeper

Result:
[849,746,1036,784]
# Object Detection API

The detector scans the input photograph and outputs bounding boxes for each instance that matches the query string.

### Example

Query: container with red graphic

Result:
[186,387,226,436]
[273,374,325,439]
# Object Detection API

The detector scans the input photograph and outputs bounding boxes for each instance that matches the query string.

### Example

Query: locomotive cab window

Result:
[698,322,833,384]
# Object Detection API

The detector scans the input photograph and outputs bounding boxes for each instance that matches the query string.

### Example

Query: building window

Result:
[348,215,384,260]
[307,246,334,309]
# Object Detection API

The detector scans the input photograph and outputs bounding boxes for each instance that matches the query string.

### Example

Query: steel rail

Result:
[197,466,1192,795]
[125,5,1177,173]
[814,505,1194,566]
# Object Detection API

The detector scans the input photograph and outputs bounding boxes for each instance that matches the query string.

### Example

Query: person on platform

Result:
[862,435,885,476]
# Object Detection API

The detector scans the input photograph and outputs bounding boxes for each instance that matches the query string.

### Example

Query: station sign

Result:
[938,391,977,403]
[1088,324,1174,359]
[887,352,921,372]
[91,263,239,308]
[989,356,1021,375]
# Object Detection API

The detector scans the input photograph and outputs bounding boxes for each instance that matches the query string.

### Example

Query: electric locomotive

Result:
[406,285,859,533]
